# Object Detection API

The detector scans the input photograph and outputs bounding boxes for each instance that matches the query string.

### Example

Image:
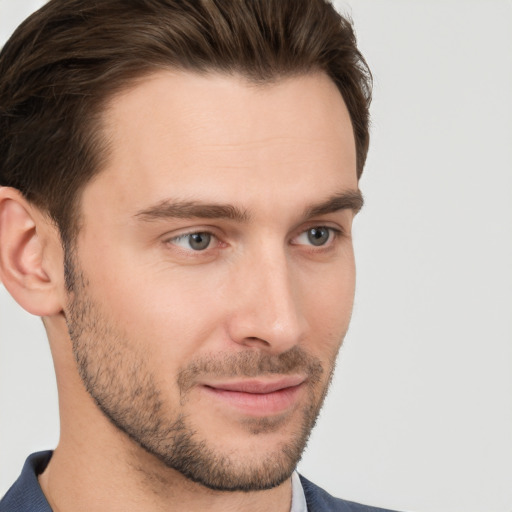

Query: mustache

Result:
[177,346,324,394]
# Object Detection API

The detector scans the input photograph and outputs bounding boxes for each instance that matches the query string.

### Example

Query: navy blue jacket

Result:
[1,452,398,511]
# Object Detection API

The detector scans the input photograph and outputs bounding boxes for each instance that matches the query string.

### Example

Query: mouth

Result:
[200,376,307,416]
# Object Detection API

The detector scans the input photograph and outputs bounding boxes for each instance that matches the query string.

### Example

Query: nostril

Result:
[241,337,271,348]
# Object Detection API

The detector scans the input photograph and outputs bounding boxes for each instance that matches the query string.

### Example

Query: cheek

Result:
[299,256,356,352]
[78,250,224,375]
[78,230,356,375]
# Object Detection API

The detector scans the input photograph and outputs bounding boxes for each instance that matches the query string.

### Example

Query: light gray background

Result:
[1,1,511,511]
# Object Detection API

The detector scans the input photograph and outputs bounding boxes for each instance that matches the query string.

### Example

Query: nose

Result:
[226,248,307,354]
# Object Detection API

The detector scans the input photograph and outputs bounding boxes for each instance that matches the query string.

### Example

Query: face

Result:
[65,71,359,491]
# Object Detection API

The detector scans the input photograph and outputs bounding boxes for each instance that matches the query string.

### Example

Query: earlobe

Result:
[0,187,63,316]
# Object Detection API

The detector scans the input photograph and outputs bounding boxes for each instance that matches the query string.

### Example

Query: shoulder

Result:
[299,475,401,512]
[0,451,53,512]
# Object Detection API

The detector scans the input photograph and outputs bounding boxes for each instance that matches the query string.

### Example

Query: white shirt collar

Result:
[290,471,308,512]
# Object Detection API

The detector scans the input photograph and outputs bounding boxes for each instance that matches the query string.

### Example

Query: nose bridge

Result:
[228,241,306,351]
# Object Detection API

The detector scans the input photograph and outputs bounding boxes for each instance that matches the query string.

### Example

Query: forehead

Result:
[84,70,357,218]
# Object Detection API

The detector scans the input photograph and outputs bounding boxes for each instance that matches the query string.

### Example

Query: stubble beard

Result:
[64,253,339,492]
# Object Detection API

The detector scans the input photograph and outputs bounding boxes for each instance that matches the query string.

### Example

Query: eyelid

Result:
[163,224,220,241]
[290,225,344,247]
[164,227,225,253]
[160,221,347,254]
[296,219,347,237]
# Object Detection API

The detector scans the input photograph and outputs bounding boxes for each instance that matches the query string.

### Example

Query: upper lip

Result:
[203,375,307,394]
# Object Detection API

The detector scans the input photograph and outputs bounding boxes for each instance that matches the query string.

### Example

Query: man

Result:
[0,1,396,510]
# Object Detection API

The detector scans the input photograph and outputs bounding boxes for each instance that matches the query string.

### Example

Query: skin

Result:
[0,70,359,512]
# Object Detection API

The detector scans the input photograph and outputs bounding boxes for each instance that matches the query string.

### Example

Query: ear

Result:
[0,187,64,316]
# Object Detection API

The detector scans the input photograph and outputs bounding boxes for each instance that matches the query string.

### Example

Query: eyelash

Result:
[168,231,221,252]
[166,225,343,254]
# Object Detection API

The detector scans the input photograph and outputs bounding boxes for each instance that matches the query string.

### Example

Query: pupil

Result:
[189,232,210,250]
[307,227,329,246]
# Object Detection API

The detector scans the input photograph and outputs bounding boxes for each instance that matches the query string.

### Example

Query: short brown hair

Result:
[0,0,372,242]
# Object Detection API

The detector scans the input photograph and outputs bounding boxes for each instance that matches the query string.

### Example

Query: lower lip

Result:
[201,384,304,416]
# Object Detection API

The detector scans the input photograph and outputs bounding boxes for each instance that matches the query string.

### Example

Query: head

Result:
[0,0,371,493]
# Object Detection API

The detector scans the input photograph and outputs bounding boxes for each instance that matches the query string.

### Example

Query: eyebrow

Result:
[135,200,250,222]
[134,189,363,223]
[304,189,364,218]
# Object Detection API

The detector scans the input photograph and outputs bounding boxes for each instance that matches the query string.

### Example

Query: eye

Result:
[169,232,213,251]
[294,226,336,247]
